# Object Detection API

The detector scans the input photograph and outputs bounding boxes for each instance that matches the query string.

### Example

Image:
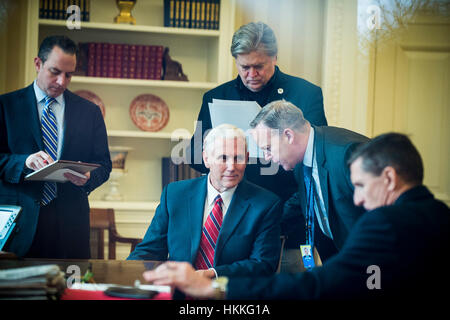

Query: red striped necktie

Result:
[194,194,223,270]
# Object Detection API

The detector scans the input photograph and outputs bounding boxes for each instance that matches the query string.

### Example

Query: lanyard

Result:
[304,140,316,249]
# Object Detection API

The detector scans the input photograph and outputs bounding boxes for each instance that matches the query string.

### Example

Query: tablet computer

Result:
[0,205,21,251]
[24,160,100,182]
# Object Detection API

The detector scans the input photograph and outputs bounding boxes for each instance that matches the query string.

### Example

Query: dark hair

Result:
[348,132,423,184]
[231,22,278,58]
[38,35,78,63]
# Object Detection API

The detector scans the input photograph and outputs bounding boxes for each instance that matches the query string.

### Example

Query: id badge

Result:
[300,245,315,270]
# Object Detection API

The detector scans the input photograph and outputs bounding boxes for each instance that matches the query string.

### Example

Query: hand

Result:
[25,151,54,171]
[64,171,90,186]
[143,261,215,299]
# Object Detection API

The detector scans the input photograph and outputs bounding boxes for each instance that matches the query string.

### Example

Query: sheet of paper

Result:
[209,99,263,158]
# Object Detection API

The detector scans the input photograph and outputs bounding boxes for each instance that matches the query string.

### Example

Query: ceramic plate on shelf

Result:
[74,90,106,118]
[129,94,169,132]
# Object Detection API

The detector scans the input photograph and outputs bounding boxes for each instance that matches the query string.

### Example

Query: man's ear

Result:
[202,150,210,169]
[383,166,398,191]
[283,128,295,144]
[34,57,42,73]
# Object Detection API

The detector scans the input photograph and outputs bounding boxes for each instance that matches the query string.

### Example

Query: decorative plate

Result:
[129,94,169,132]
[74,90,106,118]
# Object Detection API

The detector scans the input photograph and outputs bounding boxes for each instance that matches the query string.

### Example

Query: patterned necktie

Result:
[195,194,224,270]
[41,96,58,206]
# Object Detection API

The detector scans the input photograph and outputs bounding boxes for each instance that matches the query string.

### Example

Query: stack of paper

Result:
[208,99,263,158]
[0,265,66,300]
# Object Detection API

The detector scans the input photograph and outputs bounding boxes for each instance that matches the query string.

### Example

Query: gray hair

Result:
[230,22,278,58]
[203,124,247,155]
[250,100,309,133]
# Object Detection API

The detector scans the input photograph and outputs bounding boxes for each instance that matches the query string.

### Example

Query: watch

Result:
[211,276,228,300]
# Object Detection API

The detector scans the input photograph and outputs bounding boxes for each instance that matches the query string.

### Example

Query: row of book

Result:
[164,0,220,30]
[162,157,202,188]
[39,0,90,21]
[76,43,164,80]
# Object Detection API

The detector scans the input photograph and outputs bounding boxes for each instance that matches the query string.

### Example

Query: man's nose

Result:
[353,193,363,207]
[56,74,68,87]
[248,67,258,78]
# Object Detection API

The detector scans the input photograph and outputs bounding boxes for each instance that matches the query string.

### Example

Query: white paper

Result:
[209,99,263,158]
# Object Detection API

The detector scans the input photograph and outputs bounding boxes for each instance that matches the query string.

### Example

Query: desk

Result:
[0,259,170,300]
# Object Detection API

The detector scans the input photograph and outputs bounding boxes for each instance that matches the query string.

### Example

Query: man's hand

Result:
[64,171,90,186]
[143,261,216,299]
[25,151,54,171]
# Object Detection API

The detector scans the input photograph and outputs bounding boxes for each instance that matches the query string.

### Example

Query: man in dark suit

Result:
[188,22,327,203]
[142,133,450,300]
[250,100,368,262]
[129,124,282,278]
[0,35,111,259]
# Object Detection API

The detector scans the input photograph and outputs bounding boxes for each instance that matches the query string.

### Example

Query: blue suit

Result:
[0,84,111,258]
[128,176,283,277]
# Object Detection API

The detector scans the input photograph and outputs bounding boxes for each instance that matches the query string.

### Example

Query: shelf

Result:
[89,200,159,211]
[107,130,191,139]
[39,19,220,37]
[71,76,218,90]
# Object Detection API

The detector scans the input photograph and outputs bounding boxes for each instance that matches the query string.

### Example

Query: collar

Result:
[207,174,238,208]
[394,185,433,205]
[33,80,64,106]
[302,127,315,167]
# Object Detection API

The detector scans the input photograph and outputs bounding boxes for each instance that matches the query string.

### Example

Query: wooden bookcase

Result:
[16,0,236,259]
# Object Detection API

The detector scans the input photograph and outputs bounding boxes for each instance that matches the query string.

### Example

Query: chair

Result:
[89,208,142,260]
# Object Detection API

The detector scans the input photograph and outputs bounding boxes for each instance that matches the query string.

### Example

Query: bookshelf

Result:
[17,0,236,259]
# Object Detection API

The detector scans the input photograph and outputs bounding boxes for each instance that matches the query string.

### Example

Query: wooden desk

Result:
[0,259,162,286]
[0,259,169,300]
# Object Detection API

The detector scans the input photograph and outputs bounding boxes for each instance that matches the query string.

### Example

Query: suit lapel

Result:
[314,127,329,214]
[214,181,250,265]
[188,176,208,262]
[60,90,75,158]
[24,84,44,150]
[294,163,307,216]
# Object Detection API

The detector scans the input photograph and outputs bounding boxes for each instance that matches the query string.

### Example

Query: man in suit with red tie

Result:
[128,124,282,278]
[0,35,111,259]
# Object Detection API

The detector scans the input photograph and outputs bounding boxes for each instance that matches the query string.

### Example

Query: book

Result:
[162,157,201,188]
[114,44,123,78]
[39,0,90,21]
[24,160,100,183]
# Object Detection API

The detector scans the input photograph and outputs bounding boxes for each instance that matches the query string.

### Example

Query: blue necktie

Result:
[41,96,58,206]
[303,165,315,248]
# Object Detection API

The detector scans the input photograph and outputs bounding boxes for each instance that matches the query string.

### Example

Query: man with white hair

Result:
[129,124,282,279]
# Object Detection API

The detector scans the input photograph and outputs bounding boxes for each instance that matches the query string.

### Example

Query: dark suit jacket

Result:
[0,84,111,258]
[283,126,369,255]
[188,66,327,202]
[227,186,450,300]
[128,176,282,277]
